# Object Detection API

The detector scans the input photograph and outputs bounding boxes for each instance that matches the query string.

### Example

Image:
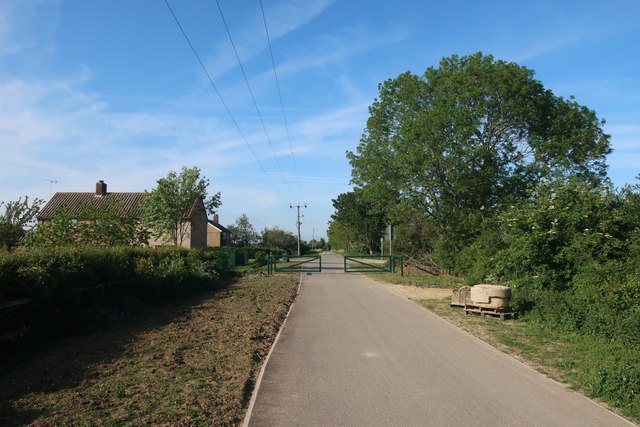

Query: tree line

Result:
[226,213,325,253]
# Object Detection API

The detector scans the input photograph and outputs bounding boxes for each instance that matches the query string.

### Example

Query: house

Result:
[36,180,209,249]
[207,214,231,247]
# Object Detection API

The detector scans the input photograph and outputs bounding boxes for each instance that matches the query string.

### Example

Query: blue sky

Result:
[1,0,639,241]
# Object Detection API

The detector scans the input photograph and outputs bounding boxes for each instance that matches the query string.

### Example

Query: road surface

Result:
[246,253,634,426]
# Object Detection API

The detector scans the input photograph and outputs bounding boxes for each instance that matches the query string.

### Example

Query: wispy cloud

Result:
[551,78,640,104]
[607,124,640,149]
[0,0,59,56]
[603,124,640,187]
[211,22,409,117]
[191,0,335,80]
[512,32,589,62]
[263,0,335,39]
[496,1,639,64]
[291,104,368,150]
[275,24,409,79]
[0,62,366,209]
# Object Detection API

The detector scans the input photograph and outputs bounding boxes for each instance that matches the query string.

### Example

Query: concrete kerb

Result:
[242,273,303,427]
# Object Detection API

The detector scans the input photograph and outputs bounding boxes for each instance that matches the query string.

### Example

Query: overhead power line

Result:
[214,0,294,199]
[163,0,286,203]
[259,0,303,200]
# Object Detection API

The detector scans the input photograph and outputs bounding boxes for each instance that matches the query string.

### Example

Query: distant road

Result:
[246,253,634,426]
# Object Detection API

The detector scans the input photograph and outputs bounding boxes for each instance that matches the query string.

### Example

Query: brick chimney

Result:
[213,214,219,224]
[96,180,107,196]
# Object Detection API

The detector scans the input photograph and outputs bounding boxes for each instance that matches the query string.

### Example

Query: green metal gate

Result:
[343,255,404,276]
[267,255,322,275]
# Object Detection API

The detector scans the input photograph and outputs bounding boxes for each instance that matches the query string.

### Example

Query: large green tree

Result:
[347,52,611,250]
[330,190,386,253]
[143,166,221,246]
[228,213,259,247]
[260,226,297,252]
[327,219,358,251]
[0,196,43,250]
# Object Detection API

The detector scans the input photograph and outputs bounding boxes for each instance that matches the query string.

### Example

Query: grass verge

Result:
[364,271,464,288]
[417,295,639,424]
[0,272,299,426]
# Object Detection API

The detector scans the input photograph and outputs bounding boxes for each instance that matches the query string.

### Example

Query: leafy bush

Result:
[404,179,640,417]
[0,246,231,336]
[574,338,640,417]
[482,180,640,344]
[129,248,222,302]
[254,251,267,266]
[24,203,149,249]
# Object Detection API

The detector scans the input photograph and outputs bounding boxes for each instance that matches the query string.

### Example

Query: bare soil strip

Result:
[0,273,299,426]
[380,282,452,300]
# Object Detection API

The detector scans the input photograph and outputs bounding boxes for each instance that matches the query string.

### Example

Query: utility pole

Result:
[290,203,307,256]
[312,228,315,250]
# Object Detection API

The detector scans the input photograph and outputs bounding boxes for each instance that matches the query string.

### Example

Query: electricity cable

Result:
[214,0,294,199]
[163,0,286,203]
[259,0,303,200]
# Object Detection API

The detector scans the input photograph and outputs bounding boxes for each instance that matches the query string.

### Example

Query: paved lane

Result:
[246,253,634,426]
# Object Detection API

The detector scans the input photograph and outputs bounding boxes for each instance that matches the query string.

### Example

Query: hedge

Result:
[0,246,236,339]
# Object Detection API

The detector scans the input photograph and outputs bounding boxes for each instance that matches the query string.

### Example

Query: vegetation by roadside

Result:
[333,250,393,258]
[0,272,299,426]
[0,246,238,342]
[410,293,639,424]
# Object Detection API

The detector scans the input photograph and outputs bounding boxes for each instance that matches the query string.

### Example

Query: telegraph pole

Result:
[290,203,307,256]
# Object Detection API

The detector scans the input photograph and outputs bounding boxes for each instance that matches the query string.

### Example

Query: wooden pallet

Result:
[463,305,515,320]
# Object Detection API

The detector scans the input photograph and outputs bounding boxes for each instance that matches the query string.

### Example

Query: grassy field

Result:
[393,286,639,424]
[0,272,299,426]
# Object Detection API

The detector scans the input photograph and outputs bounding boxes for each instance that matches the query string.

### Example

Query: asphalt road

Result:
[246,253,634,426]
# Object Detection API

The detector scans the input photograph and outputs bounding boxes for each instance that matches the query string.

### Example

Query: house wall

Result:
[207,223,222,247]
[189,208,208,249]
[147,234,167,248]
